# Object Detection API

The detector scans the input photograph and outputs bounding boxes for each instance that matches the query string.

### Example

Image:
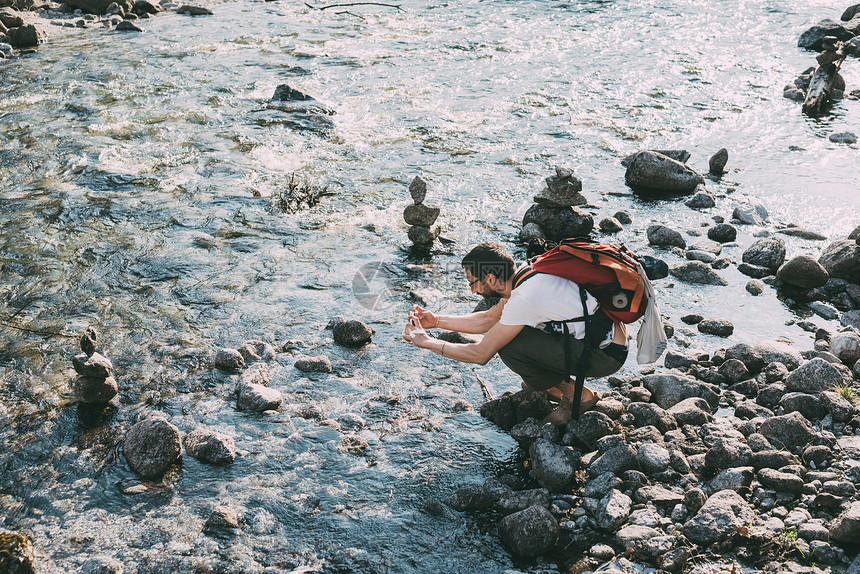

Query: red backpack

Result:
[512,238,648,324]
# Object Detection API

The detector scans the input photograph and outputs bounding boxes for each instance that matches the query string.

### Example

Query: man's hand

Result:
[409,305,438,329]
[404,312,431,346]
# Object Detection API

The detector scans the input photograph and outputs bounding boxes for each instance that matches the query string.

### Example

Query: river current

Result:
[1,0,858,572]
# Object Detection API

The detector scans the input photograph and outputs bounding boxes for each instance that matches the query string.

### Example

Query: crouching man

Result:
[403,242,628,425]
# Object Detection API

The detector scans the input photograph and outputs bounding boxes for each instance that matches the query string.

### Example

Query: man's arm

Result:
[405,318,523,365]
[412,300,505,335]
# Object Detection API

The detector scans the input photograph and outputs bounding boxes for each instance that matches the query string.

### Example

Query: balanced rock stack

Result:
[520,166,594,244]
[404,176,441,250]
[72,327,118,404]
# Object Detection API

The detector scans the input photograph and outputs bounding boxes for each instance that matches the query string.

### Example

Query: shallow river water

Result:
[1,0,859,572]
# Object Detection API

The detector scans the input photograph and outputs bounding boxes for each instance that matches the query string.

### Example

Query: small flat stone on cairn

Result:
[71,328,117,404]
[123,417,182,480]
[533,166,586,207]
[408,175,427,204]
[73,352,113,379]
[80,326,97,357]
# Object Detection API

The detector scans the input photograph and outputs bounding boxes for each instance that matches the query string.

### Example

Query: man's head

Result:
[461,242,515,298]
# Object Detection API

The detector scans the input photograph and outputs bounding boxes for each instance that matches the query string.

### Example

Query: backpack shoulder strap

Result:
[511,264,539,290]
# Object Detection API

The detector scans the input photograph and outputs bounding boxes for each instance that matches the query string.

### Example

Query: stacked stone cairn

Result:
[520,166,594,244]
[71,327,118,404]
[404,176,441,250]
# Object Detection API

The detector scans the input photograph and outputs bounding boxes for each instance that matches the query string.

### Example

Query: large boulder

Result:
[777,255,829,289]
[183,426,236,464]
[819,240,860,281]
[798,19,855,51]
[237,383,282,412]
[498,505,559,557]
[624,151,704,193]
[669,261,728,286]
[0,8,23,27]
[529,439,579,492]
[0,531,36,574]
[742,237,786,272]
[682,490,755,545]
[522,204,593,242]
[829,501,860,543]
[64,0,132,13]
[753,341,803,371]
[831,333,860,366]
[643,373,720,410]
[6,24,45,48]
[758,411,817,451]
[123,417,182,479]
[784,358,849,392]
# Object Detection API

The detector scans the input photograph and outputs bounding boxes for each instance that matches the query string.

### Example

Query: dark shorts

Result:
[497,326,628,391]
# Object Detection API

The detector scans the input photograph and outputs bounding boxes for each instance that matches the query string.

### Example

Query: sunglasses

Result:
[468,277,481,287]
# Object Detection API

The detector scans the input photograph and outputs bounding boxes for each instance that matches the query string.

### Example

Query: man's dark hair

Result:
[461,242,515,282]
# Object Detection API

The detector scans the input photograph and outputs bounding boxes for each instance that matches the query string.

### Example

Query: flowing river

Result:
[1,0,858,572]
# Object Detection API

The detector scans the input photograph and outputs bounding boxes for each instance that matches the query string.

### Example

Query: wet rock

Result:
[705,467,753,495]
[498,505,559,557]
[758,468,804,494]
[829,501,860,543]
[733,204,768,226]
[73,352,113,378]
[614,210,633,224]
[480,394,518,431]
[132,0,160,14]
[0,530,36,574]
[779,392,826,421]
[599,217,623,233]
[496,488,549,515]
[522,204,593,243]
[403,203,440,226]
[682,490,755,545]
[684,191,716,209]
[785,358,848,392]
[668,397,712,426]
[647,224,686,249]
[123,417,182,480]
[843,310,860,330]
[622,149,691,166]
[738,262,772,279]
[830,332,860,365]
[709,148,728,175]
[177,4,213,15]
[705,437,752,471]
[237,383,282,412]
[78,556,123,574]
[533,166,585,207]
[753,341,803,371]
[643,373,719,410]
[73,375,118,404]
[64,0,131,13]
[742,237,786,271]
[759,411,817,451]
[511,418,559,445]
[798,19,855,51]
[80,326,97,357]
[819,240,860,281]
[707,223,737,243]
[624,151,704,193]
[332,319,374,347]
[294,355,332,373]
[777,255,829,289]
[698,318,733,337]
[808,300,839,320]
[563,410,616,450]
[407,224,441,246]
[338,434,369,455]
[595,489,631,530]
[6,24,44,48]
[115,20,143,31]
[669,261,728,285]
[237,340,275,363]
[843,4,860,21]
[214,348,244,370]
[446,484,497,511]
[204,505,240,531]
[183,427,236,465]
[529,439,579,492]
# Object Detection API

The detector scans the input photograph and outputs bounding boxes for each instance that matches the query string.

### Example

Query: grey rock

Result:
[707,223,737,243]
[614,210,633,224]
[214,348,244,370]
[123,417,182,480]
[72,352,113,378]
[115,20,142,31]
[522,204,593,242]
[785,358,848,392]
[177,4,213,15]
[705,467,753,495]
[529,439,579,492]
[689,239,723,255]
[757,382,787,409]
[764,362,789,383]
[564,410,616,451]
[819,240,860,282]
[205,505,240,530]
[670,261,728,285]
[709,148,728,175]
[843,310,860,330]
[582,472,622,499]
[637,443,671,474]
[738,262,773,279]
[627,402,677,434]
[338,434,369,455]
[830,333,860,365]
[820,391,856,422]
[759,411,817,451]
[758,468,804,493]
[843,4,860,21]
[685,249,716,263]
[828,501,860,543]
[615,524,664,554]
[624,151,704,193]
[237,383,281,412]
[294,355,332,373]
[408,176,427,204]
[705,437,752,471]
[753,341,803,371]
[698,318,733,337]
[808,301,839,320]
[684,191,716,209]
[73,375,118,404]
[732,204,767,225]
[6,24,44,47]
[718,359,750,382]
[238,363,270,388]
[496,488,550,515]
[446,484,497,511]
[0,8,23,27]
[798,18,854,50]
[777,255,829,289]
[779,392,826,421]
[63,0,132,13]
[664,349,700,369]
[407,225,440,245]
[682,490,755,545]
[588,444,639,478]
[668,397,712,426]
[79,556,123,574]
[533,166,585,207]
[633,485,684,507]
[742,237,786,271]
[519,222,545,243]
[750,450,796,471]
[599,217,623,233]
[735,401,773,420]
[643,373,720,410]
[595,489,632,530]
[403,203,440,226]
[333,319,374,347]
[237,340,275,363]
[498,505,559,557]
[183,427,236,464]
[838,435,860,459]
[802,444,833,467]
[647,224,686,248]
[621,149,690,166]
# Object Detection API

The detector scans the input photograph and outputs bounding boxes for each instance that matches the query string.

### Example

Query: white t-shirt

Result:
[499,272,608,341]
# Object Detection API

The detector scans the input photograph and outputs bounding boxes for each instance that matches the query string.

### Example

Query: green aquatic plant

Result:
[272,174,332,213]
[833,382,858,405]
